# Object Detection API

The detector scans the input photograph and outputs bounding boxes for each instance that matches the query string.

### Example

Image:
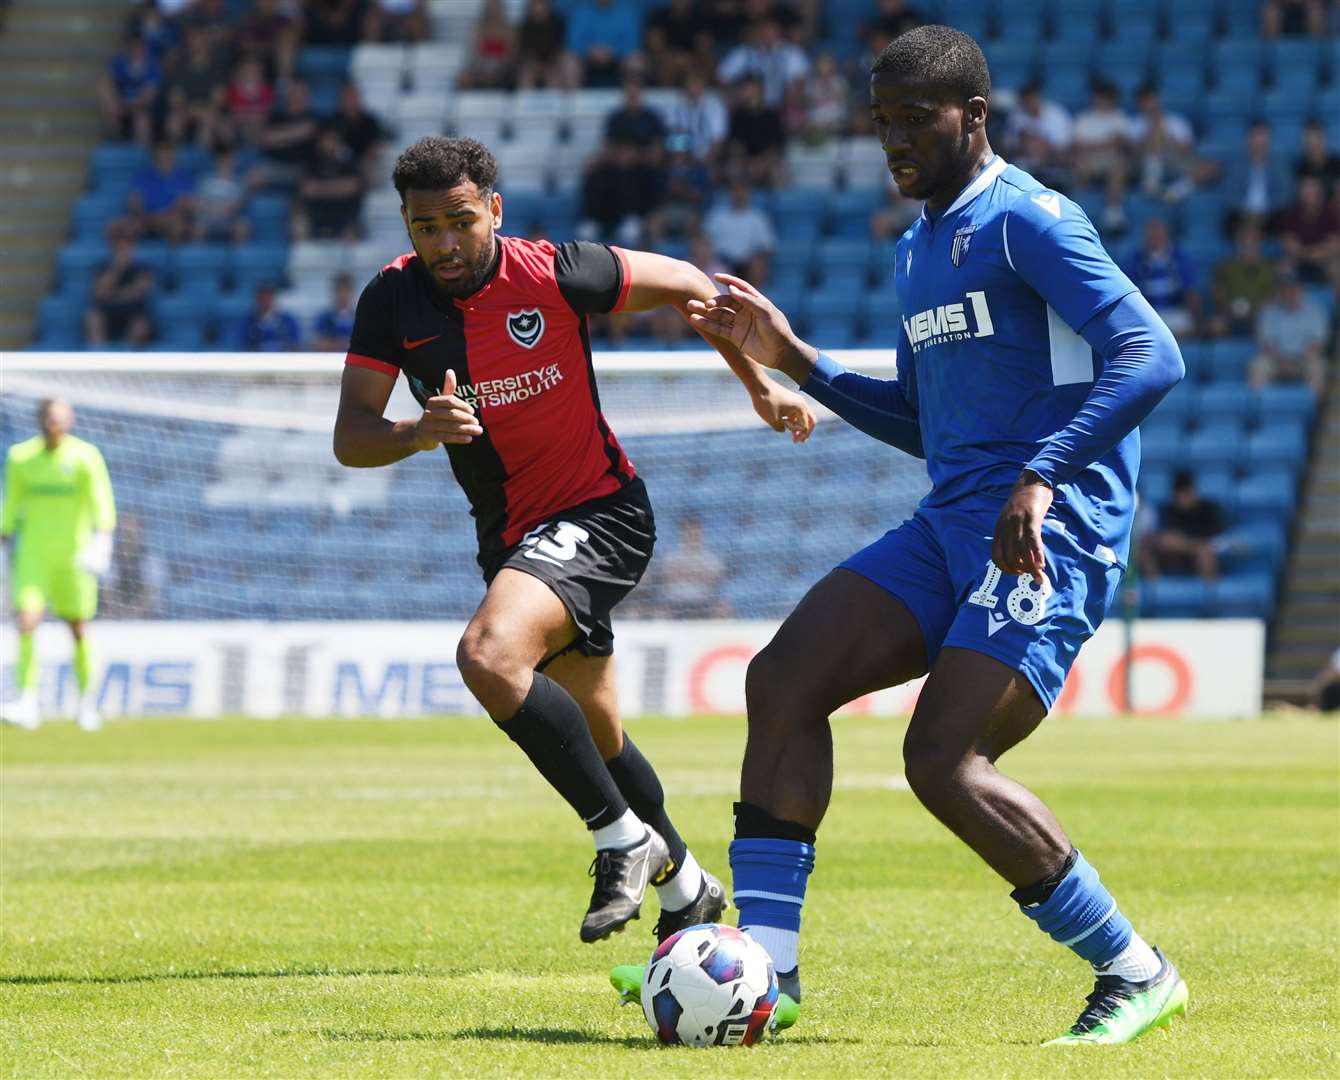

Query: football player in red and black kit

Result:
[334,136,816,944]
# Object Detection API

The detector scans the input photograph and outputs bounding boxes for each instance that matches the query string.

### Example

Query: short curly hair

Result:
[872,24,991,102]
[392,136,499,201]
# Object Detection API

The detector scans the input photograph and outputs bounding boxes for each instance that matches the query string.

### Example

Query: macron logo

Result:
[1031,192,1062,219]
[903,290,996,350]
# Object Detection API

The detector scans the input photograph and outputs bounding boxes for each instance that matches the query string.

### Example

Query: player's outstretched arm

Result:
[618,251,814,442]
[334,365,481,467]
[690,274,924,458]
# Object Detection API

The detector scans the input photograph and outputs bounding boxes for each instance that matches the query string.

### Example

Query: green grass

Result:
[2,713,1337,1078]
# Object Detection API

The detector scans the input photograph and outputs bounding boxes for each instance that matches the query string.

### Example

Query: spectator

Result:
[644,0,700,86]
[1139,469,1226,582]
[515,0,580,91]
[311,273,357,351]
[718,16,810,108]
[666,70,729,165]
[870,171,921,241]
[459,0,516,89]
[1280,175,1340,284]
[1131,84,1216,204]
[1250,269,1328,395]
[240,282,301,351]
[292,128,365,241]
[363,0,430,43]
[192,148,252,243]
[647,514,733,617]
[726,76,786,187]
[128,1,180,61]
[121,142,196,243]
[163,27,230,147]
[792,52,849,143]
[566,0,642,87]
[257,79,321,187]
[1261,0,1327,37]
[225,58,276,144]
[1072,80,1135,232]
[606,73,667,157]
[689,231,730,282]
[84,235,155,347]
[1311,647,1340,713]
[235,0,298,81]
[1296,119,1340,188]
[1223,121,1293,234]
[650,136,713,240]
[702,180,776,282]
[104,512,167,619]
[1004,81,1073,190]
[305,0,366,47]
[181,0,233,53]
[1209,221,1278,338]
[1123,218,1200,337]
[331,82,387,184]
[863,0,924,40]
[98,35,164,145]
[579,142,657,246]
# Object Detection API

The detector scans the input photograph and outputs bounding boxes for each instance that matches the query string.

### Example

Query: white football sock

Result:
[1097,931,1161,981]
[741,923,798,974]
[591,807,645,851]
[655,849,703,911]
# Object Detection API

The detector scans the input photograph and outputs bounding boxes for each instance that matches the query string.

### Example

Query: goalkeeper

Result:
[2,399,116,731]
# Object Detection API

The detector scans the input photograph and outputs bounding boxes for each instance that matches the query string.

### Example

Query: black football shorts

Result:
[482,477,656,658]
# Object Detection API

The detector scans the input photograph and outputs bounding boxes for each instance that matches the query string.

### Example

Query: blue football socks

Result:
[1015,849,1134,968]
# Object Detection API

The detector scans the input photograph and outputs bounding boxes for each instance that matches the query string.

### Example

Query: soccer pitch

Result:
[3,714,1336,1078]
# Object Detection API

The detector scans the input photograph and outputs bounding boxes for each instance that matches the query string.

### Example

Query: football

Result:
[640,923,778,1047]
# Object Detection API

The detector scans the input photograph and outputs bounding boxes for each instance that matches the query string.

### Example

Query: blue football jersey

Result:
[892,157,1140,559]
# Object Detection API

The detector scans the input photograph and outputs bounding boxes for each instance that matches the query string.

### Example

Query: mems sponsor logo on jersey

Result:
[457,362,563,408]
[902,290,996,351]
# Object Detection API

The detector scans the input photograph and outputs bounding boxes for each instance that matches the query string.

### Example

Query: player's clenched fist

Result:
[412,369,483,450]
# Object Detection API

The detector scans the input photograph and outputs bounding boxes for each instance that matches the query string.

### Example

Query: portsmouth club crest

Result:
[507,308,545,349]
[950,223,978,267]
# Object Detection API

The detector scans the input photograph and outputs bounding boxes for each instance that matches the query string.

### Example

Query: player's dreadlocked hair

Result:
[872,24,991,101]
[392,136,499,201]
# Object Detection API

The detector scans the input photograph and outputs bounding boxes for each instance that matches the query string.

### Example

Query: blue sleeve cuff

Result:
[801,351,846,390]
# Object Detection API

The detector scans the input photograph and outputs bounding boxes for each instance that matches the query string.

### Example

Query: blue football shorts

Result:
[839,503,1126,710]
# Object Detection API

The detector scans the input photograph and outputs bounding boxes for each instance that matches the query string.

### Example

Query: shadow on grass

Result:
[1,966,416,987]
[319,1026,650,1047]
[315,1026,861,1048]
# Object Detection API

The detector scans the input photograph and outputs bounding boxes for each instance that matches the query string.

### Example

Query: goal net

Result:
[1,352,929,624]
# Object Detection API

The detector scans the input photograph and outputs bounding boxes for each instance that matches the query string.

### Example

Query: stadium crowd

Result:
[29,0,1340,624]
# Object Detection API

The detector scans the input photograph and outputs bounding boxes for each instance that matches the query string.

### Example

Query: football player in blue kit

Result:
[683,25,1188,1044]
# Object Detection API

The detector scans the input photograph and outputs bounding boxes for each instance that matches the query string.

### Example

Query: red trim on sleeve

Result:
[345,352,400,376]
[610,245,633,313]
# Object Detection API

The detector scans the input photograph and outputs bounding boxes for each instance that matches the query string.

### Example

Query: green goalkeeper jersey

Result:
[2,435,116,564]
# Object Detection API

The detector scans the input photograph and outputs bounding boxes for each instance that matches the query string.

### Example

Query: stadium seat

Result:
[1211,573,1276,619]
[297,46,351,80]
[1139,425,1183,468]
[1235,470,1298,524]
[1246,424,1308,469]
[1186,422,1246,467]
[57,243,110,275]
[1195,383,1257,424]
[1207,339,1256,383]
[1255,384,1316,425]
[1143,576,1209,618]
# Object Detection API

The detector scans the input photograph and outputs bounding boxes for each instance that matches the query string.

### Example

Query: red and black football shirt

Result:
[345,235,637,563]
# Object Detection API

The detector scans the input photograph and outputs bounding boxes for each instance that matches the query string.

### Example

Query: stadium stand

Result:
[12,0,1340,692]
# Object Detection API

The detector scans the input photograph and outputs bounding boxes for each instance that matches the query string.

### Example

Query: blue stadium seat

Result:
[860,284,900,324]
[1177,340,1212,381]
[57,243,109,275]
[1049,11,1101,42]
[1256,384,1316,425]
[805,315,857,349]
[1195,383,1256,424]
[297,46,352,79]
[71,193,124,233]
[1139,425,1183,467]
[1219,522,1287,574]
[38,294,85,333]
[156,323,206,350]
[32,325,82,350]
[1208,338,1256,382]
[233,243,289,280]
[1246,423,1308,469]
[1044,67,1092,112]
[1211,573,1275,619]
[1143,577,1210,618]
[1213,39,1266,83]
[1165,8,1215,42]
[1235,470,1298,524]
[1193,468,1235,508]
[816,238,872,275]
[1186,421,1246,467]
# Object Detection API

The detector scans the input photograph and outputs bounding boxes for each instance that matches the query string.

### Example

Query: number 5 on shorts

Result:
[522,521,590,567]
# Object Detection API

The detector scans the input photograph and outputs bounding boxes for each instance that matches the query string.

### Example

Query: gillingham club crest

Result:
[950,224,978,267]
[507,308,545,349]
